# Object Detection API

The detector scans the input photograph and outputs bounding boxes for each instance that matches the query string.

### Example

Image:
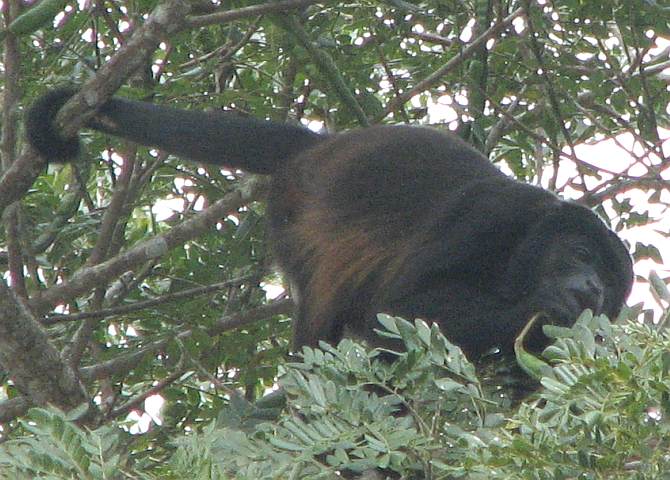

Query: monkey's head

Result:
[502,202,633,351]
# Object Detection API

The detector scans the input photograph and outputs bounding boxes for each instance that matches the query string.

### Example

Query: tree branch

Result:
[29,177,266,314]
[44,275,258,324]
[187,0,328,29]
[80,298,293,381]
[0,281,95,418]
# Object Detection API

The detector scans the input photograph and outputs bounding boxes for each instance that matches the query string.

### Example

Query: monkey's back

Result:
[269,125,502,243]
[266,125,506,347]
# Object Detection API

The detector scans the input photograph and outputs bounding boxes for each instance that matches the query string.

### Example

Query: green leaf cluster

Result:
[1,311,669,478]
[0,407,127,479]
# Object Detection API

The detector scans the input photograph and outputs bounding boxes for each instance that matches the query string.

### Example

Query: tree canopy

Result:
[0,0,668,477]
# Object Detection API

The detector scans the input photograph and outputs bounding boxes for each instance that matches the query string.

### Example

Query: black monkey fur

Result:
[26,88,633,358]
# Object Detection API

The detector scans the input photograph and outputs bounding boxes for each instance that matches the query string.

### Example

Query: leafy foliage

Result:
[174,314,670,479]
[0,407,128,479]
[1,312,669,478]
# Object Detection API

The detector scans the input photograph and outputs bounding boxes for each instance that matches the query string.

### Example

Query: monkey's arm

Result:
[26,88,324,174]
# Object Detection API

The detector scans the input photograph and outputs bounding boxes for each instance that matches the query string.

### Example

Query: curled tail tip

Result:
[25,87,81,163]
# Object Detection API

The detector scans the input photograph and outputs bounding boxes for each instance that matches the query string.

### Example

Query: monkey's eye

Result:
[574,245,591,262]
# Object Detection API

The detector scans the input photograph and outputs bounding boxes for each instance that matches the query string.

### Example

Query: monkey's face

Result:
[511,233,618,352]
[539,235,607,315]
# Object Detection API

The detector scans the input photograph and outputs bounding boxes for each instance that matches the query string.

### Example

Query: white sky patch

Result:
[459,19,476,42]
[152,177,206,221]
[127,394,164,434]
[304,119,325,132]
[261,282,286,300]
[152,197,189,221]
[428,94,460,125]
[512,16,526,34]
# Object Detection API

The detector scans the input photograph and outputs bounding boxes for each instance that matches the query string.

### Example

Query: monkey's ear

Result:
[25,87,81,163]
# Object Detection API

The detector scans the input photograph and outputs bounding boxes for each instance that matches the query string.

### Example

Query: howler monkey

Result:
[26,89,633,358]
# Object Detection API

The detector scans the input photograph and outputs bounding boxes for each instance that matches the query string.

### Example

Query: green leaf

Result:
[514,314,555,381]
